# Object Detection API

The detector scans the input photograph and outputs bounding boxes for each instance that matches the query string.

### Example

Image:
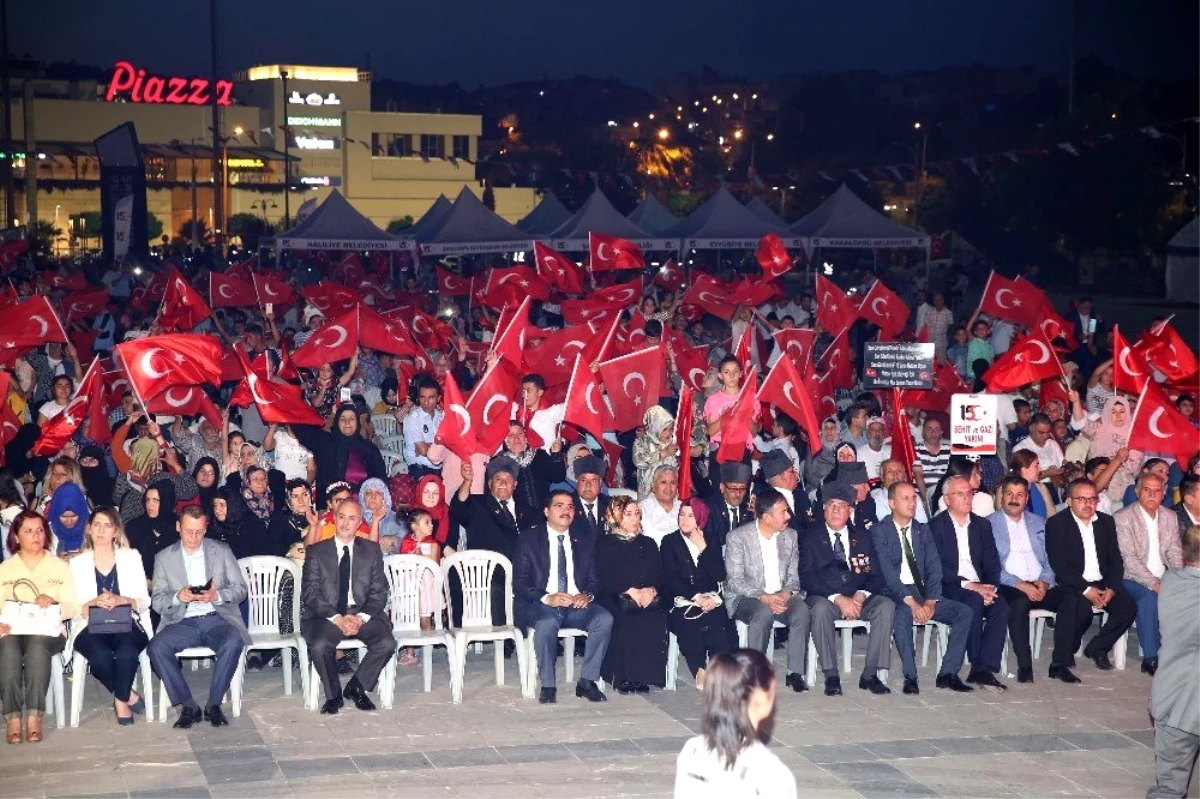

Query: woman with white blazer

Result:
[68,508,151,725]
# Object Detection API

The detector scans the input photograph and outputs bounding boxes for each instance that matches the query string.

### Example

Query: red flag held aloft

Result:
[533,242,586,295]
[597,346,665,432]
[209,272,258,308]
[252,272,297,307]
[976,270,1045,328]
[434,371,477,461]
[1129,381,1200,467]
[756,234,795,279]
[758,352,822,449]
[464,357,522,455]
[771,328,816,370]
[158,268,212,332]
[0,297,70,349]
[436,266,473,297]
[291,307,361,367]
[114,334,225,403]
[859,280,910,338]
[1112,325,1150,395]
[716,371,759,465]
[653,258,686,291]
[33,358,108,455]
[229,348,325,427]
[589,232,645,271]
[814,274,858,336]
[982,333,1064,392]
[301,281,360,316]
[681,273,736,321]
[563,356,616,443]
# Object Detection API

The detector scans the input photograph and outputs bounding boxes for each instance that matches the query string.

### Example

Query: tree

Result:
[146,212,164,241]
[31,220,63,256]
[226,212,272,250]
[79,211,103,238]
[177,217,210,243]
[386,216,414,234]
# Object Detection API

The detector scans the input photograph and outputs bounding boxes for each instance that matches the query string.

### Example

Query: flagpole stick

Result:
[1127,382,1150,439]
[966,270,994,335]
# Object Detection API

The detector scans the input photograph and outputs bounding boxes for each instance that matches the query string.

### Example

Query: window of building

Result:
[371,133,412,158]
[451,135,471,160]
[420,134,445,159]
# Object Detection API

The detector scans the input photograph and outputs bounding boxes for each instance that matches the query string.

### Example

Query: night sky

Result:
[14,0,1198,87]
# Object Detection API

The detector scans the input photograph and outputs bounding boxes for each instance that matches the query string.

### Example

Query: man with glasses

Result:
[705,462,751,550]
[1044,478,1136,682]
[1013,413,1066,484]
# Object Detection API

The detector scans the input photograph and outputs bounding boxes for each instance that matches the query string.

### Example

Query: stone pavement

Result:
[3,629,1192,799]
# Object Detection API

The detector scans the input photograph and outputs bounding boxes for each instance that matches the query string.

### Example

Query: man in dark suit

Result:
[570,456,610,541]
[799,482,894,696]
[300,500,396,714]
[1044,478,1137,682]
[929,475,1011,691]
[756,449,814,528]
[1174,475,1200,543]
[705,462,752,551]
[872,481,974,695]
[451,456,537,627]
[513,489,611,704]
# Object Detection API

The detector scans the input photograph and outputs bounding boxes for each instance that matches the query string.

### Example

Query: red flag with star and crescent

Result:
[756,234,795,279]
[158,268,212,332]
[252,272,297,308]
[0,296,70,349]
[291,307,360,368]
[114,334,225,404]
[982,333,1063,392]
[859,280,910,338]
[33,357,109,455]
[464,357,522,456]
[145,386,223,430]
[597,346,664,431]
[716,370,759,465]
[563,355,617,443]
[771,328,816,370]
[209,272,258,308]
[589,232,645,272]
[533,242,587,296]
[758,351,822,449]
[654,258,686,291]
[1137,320,1199,385]
[814,274,858,336]
[681,273,736,321]
[436,266,474,297]
[228,347,325,426]
[1129,380,1200,466]
[301,281,360,316]
[433,370,476,461]
[1112,324,1151,395]
[977,270,1045,329]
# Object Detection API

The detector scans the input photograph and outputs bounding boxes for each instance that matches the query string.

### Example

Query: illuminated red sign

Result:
[105,60,234,106]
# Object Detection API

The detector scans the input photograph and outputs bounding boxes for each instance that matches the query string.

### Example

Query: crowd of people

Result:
[0,251,1195,797]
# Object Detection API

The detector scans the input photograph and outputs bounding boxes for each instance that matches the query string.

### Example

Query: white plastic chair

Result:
[1031,608,1127,669]
[239,556,309,698]
[523,627,592,698]
[383,555,456,701]
[382,452,407,476]
[158,647,246,722]
[69,621,156,727]
[804,619,870,686]
[441,551,527,705]
[735,618,786,663]
[305,638,394,710]
[378,434,405,454]
[45,651,66,728]
[371,414,398,438]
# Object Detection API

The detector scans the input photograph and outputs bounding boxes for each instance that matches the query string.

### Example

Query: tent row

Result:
[267,183,929,259]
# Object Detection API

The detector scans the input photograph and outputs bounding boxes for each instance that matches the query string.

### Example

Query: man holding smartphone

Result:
[148,505,251,729]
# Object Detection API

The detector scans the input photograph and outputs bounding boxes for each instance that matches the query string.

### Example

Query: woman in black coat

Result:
[660,497,736,687]
[208,486,269,559]
[498,422,565,512]
[292,404,386,506]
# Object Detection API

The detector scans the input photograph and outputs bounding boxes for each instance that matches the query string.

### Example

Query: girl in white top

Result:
[675,649,796,799]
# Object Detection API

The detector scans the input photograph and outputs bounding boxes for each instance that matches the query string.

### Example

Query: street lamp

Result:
[220,125,245,250]
[280,69,290,225]
[250,199,278,222]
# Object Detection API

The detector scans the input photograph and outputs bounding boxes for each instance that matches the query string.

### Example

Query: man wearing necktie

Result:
[513,490,611,704]
[300,501,395,714]
[704,462,752,551]
[570,456,610,541]
[871,481,974,696]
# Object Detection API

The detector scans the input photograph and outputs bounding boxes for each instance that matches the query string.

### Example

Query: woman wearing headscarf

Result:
[125,481,178,583]
[267,479,320,560]
[633,406,680,499]
[360,477,404,554]
[239,466,275,525]
[191,457,221,517]
[412,474,453,550]
[110,415,197,525]
[660,497,735,688]
[822,442,860,485]
[209,486,268,559]
[78,446,114,510]
[4,424,48,497]
[1069,392,1143,502]
[497,422,565,513]
[292,404,386,506]
[47,483,90,557]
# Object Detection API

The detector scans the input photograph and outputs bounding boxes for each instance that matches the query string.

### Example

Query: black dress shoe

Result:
[173,706,202,729]
[824,676,843,696]
[1083,649,1114,671]
[538,688,557,704]
[1017,667,1035,684]
[935,673,975,692]
[343,683,377,711]
[575,679,607,702]
[504,640,516,659]
[1141,657,1158,676]
[902,677,920,695]
[320,697,344,714]
[859,675,892,695]
[966,670,1008,691]
[784,673,809,693]
[204,705,229,727]
[616,680,637,694]
[1048,665,1082,683]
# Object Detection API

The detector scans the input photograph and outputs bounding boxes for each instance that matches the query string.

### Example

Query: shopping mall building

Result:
[5,61,535,252]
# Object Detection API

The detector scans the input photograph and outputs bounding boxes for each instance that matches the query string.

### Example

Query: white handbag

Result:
[0,578,64,638]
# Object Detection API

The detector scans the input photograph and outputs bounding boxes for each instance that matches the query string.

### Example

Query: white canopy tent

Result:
[544,189,675,251]
[272,190,417,252]
[788,184,929,250]
[517,192,573,235]
[745,196,787,228]
[660,186,800,249]
[1165,217,1199,304]
[413,186,532,256]
[626,195,679,235]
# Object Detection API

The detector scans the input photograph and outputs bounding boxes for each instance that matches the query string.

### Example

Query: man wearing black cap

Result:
[834,461,876,531]
[705,461,752,551]
[570,455,610,541]
[452,455,537,628]
[757,449,813,528]
[800,482,895,696]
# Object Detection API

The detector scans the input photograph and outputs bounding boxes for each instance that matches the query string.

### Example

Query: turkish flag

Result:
[591,276,642,307]
[61,288,110,322]
[1138,320,1199,384]
[1129,380,1200,466]
[983,333,1063,392]
[145,385,222,429]
[681,273,736,321]
[1035,304,1079,351]
[403,307,455,353]
[0,401,22,456]
[0,238,29,269]
[359,305,429,368]
[33,357,108,456]
[756,234,795,279]
[654,258,686,291]
[292,307,360,367]
[977,270,1044,328]
[582,316,622,368]
[436,266,473,297]
[676,386,696,500]
[533,242,587,296]
[209,272,257,308]
[490,296,534,370]
[1039,375,1071,413]
[302,281,360,316]
[815,274,858,336]
[561,297,621,325]
[42,271,88,291]
[563,355,616,442]
[524,324,598,387]
[758,352,822,448]
[229,347,325,427]
[252,272,297,307]
[859,280,910,338]
[771,328,816,370]
[729,277,785,307]
[0,297,69,348]
[486,266,551,303]
[817,329,854,391]
[103,366,130,410]
[673,343,712,393]
[1112,324,1150,395]
[225,257,255,282]
[158,268,212,332]
[333,253,366,286]
[464,357,521,455]
[142,271,169,304]
[888,387,918,482]
[589,232,644,271]
[716,371,759,464]
[597,346,665,431]
[434,371,476,461]
[114,334,225,403]
[810,367,839,422]
[733,324,754,371]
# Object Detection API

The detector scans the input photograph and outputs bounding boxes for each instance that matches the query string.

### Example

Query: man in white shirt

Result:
[873,460,927,524]
[513,490,611,704]
[638,465,682,546]
[859,417,891,482]
[404,375,444,479]
[516,374,567,453]
[1044,479,1137,682]
[1114,474,1184,675]
[1013,414,1066,481]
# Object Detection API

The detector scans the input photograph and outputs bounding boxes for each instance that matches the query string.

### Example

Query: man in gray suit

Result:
[301,500,396,714]
[871,481,974,695]
[724,487,811,692]
[149,505,250,729]
[1147,523,1199,799]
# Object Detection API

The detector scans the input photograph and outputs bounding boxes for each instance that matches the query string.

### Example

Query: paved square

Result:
[8,631,1188,799]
